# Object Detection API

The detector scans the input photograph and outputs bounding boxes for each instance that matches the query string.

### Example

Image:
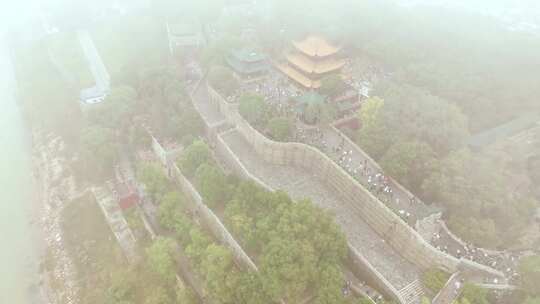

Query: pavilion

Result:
[226,47,269,82]
[277,35,346,89]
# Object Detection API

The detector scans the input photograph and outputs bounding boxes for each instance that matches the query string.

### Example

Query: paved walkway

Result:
[298,125,518,281]
[220,129,421,290]
[191,81,225,125]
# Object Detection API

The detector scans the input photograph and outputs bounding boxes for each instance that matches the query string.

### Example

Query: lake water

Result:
[0,34,40,303]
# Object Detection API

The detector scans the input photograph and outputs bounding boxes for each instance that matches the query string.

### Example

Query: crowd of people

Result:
[293,124,522,285]
[227,64,523,286]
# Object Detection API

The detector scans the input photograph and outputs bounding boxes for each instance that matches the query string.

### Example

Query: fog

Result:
[3,1,540,304]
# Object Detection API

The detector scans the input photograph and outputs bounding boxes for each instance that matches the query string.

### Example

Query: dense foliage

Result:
[238,93,267,124]
[420,268,450,294]
[519,255,540,296]
[208,65,240,97]
[422,150,537,248]
[177,140,213,178]
[266,117,293,141]
[320,74,347,97]
[175,141,351,303]
[225,181,348,303]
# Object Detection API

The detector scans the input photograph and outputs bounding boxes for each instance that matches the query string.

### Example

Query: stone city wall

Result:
[213,127,403,303]
[215,129,273,191]
[150,136,258,272]
[207,84,504,280]
[347,244,406,303]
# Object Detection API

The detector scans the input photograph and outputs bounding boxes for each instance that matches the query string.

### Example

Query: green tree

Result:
[319,74,347,97]
[144,286,172,304]
[314,263,347,304]
[421,268,450,293]
[178,140,212,177]
[519,255,540,296]
[421,149,537,248]
[79,126,117,179]
[356,97,393,157]
[304,102,337,126]
[208,65,239,97]
[420,297,431,304]
[233,272,268,304]
[157,191,183,228]
[358,85,469,158]
[358,97,384,130]
[267,117,293,141]
[523,297,540,304]
[106,269,136,304]
[145,237,176,283]
[200,244,239,303]
[186,227,212,266]
[172,106,205,139]
[380,140,437,192]
[358,297,374,304]
[128,124,151,149]
[87,86,137,133]
[378,84,469,154]
[460,284,488,304]
[260,239,316,302]
[176,286,198,304]
[137,162,169,202]
[238,93,266,124]
[194,163,231,208]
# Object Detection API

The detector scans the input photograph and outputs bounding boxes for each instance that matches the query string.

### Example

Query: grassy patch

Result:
[421,268,451,294]
[61,192,125,303]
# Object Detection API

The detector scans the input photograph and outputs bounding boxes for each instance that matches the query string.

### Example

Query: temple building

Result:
[226,47,269,82]
[277,35,346,89]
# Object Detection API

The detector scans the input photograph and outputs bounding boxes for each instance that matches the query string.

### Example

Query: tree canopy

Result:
[195,163,233,208]
[87,86,138,133]
[145,237,177,283]
[238,93,267,125]
[266,117,293,141]
[519,255,540,296]
[78,126,117,179]
[178,140,213,178]
[137,162,170,202]
[208,65,240,97]
[422,149,537,248]
[319,74,347,97]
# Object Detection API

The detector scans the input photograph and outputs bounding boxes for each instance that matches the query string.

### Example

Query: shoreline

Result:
[27,125,83,304]
[7,27,77,302]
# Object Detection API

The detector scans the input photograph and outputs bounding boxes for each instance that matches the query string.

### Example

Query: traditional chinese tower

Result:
[277,35,345,89]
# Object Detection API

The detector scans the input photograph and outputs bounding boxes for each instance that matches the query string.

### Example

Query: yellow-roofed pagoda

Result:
[277,35,345,89]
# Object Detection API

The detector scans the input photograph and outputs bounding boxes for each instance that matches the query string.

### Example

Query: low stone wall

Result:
[212,126,402,303]
[432,272,462,304]
[347,245,406,304]
[150,136,258,272]
[215,130,272,191]
[207,84,504,281]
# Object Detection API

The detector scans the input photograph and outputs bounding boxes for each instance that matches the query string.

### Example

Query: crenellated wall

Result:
[207,84,505,281]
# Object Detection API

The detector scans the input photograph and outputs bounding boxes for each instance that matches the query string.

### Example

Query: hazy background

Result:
[1,0,539,303]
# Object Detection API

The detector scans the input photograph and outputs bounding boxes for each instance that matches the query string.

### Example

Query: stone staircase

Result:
[399,279,425,304]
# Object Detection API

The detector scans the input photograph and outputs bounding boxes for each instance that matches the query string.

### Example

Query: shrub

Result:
[421,268,450,293]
